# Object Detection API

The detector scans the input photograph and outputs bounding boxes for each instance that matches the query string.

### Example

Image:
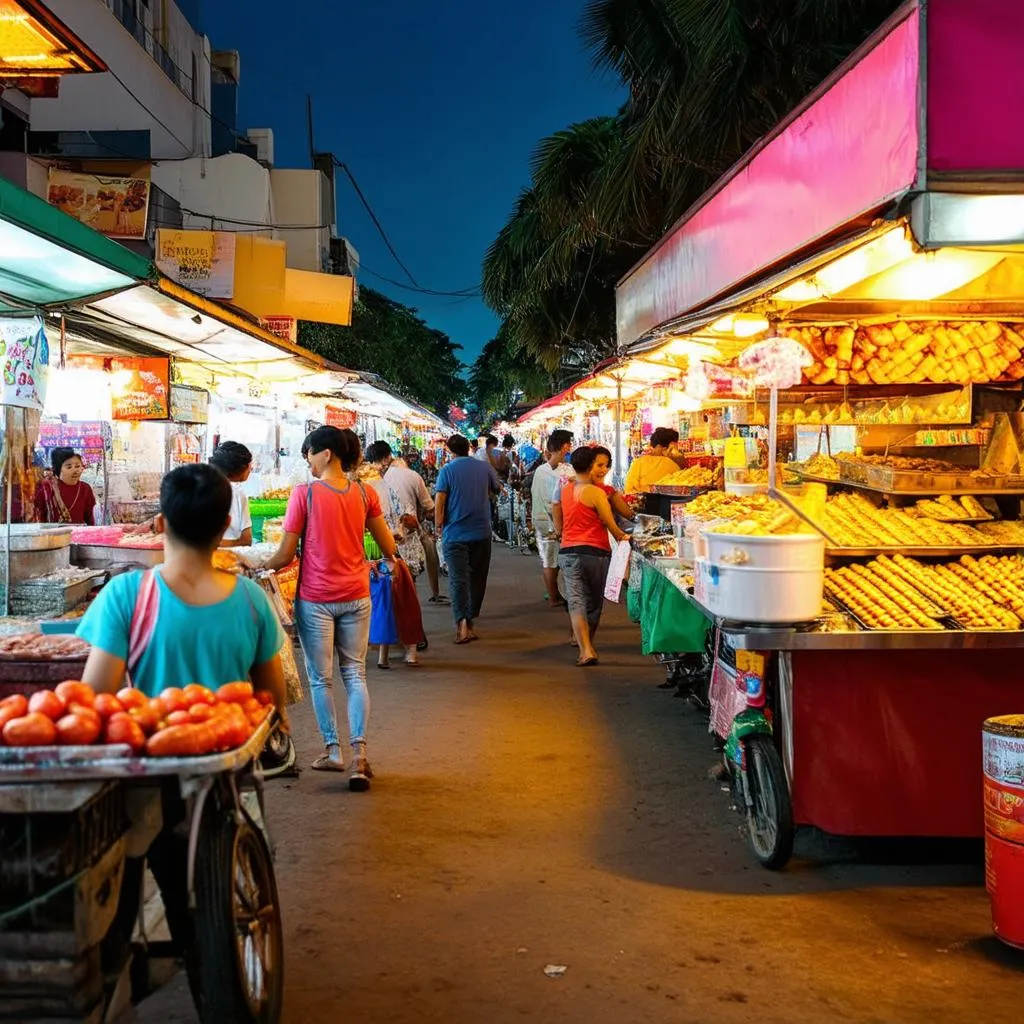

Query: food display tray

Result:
[0,716,272,783]
[821,588,957,633]
[789,467,1024,496]
[71,544,163,569]
[649,484,713,498]
[825,544,1024,558]
[844,463,1024,493]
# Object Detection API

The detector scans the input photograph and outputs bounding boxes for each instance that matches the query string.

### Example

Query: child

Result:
[77,463,287,720]
[209,440,254,547]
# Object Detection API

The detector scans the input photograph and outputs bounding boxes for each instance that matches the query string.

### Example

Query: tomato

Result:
[128,702,162,736]
[3,713,57,747]
[55,713,102,746]
[189,703,215,723]
[1,694,28,717]
[166,710,192,727]
[67,704,103,730]
[182,684,215,707]
[207,713,237,752]
[145,723,212,758]
[250,706,271,727]
[93,693,125,719]
[104,713,145,753]
[254,690,274,707]
[28,690,66,722]
[242,697,262,718]
[0,704,24,736]
[156,687,189,715]
[216,682,253,705]
[55,681,95,709]
[116,687,147,711]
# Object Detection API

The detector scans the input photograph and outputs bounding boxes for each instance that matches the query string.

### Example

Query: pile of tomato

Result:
[0,681,273,757]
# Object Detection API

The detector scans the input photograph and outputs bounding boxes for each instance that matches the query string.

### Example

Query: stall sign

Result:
[260,316,297,343]
[156,230,235,299]
[111,357,170,421]
[39,420,109,461]
[170,384,210,424]
[47,168,150,240]
[325,405,357,429]
[0,316,48,410]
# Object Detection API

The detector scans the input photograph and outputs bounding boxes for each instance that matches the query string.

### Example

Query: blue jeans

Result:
[294,597,371,749]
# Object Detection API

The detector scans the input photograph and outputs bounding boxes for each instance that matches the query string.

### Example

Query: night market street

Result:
[130,547,1022,1024]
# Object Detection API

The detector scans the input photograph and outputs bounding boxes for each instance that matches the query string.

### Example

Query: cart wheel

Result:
[743,734,794,870]
[191,805,284,1023]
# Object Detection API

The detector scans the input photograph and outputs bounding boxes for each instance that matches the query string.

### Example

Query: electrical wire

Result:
[102,65,195,158]
[357,263,481,298]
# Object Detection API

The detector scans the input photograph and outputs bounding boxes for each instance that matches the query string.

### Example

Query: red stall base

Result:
[789,649,1022,837]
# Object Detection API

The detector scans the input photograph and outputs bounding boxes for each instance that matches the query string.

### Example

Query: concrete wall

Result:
[270,169,331,272]
[30,0,211,159]
[166,153,274,234]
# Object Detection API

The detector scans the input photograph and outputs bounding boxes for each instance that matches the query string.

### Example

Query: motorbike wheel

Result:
[743,734,794,870]
[190,799,284,1023]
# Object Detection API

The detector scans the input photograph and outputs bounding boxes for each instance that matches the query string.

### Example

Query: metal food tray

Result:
[649,484,712,498]
[825,543,1024,558]
[822,586,952,632]
[71,543,164,569]
[0,716,272,783]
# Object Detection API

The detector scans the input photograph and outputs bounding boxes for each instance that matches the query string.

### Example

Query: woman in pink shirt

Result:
[267,427,396,790]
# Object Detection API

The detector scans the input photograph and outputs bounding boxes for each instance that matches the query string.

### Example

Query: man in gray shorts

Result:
[529,429,574,607]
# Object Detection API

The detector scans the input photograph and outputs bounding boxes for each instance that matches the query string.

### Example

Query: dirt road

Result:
[133,546,1023,1023]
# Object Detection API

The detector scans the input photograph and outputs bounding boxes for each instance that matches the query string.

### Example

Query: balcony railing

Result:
[107,0,193,99]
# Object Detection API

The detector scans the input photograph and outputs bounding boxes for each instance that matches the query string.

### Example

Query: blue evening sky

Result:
[199,0,625,368]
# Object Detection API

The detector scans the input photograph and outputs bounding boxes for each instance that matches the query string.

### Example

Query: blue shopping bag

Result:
[368,563,399,646]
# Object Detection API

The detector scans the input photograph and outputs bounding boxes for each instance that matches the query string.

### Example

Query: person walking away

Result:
[476,434,498,464]
[435,434,499,644]
[265,427,397,790]
[209,441,254,547]
[493,435,518,484]
[623,427,683,497]
[34,448,96,525]
[75,463,288,994]
[552,447,629,667]
[530,429,574,608]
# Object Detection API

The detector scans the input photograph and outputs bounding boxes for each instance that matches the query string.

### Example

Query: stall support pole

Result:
[614,377,624,490]
[3,419,11,618]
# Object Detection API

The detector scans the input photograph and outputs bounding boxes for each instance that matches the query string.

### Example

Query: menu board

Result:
[170,384,210,424]
[110,357,170,421]
[47,169,150,240]
[325,405,358,429]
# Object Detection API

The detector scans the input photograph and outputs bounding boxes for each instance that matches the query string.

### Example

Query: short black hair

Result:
[502,434,515,449]
[593,446,612,463]
[209,441,252,480]
[365,441,393,464]
[650,427,680,448]
[301,426,362,471]
[547,429,574,454]
[570,446,600,474]
[50,447,80,476]
[485,434,498,447]
[447,434,470,457]
[160,464,232,550]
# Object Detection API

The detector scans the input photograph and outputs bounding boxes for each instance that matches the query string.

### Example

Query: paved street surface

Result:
[133,547,1023,1023]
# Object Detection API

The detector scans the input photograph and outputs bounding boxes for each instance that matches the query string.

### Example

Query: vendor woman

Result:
[34,447,96,525]
[623,427,682,496]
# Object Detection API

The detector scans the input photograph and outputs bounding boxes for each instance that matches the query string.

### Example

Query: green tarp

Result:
[638,562,710,655]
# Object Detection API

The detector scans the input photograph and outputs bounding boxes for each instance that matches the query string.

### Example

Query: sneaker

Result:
[349,755,374,792]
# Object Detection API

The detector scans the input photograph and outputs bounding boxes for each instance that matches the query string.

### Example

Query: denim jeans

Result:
[442,537,491,627]
[294,597,371,748]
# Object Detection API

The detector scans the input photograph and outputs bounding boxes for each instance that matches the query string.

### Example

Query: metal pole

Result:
[614,377,624,490]
[3,409,11,618]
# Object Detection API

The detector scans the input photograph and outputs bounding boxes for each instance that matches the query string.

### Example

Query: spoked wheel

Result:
[743,734,794,870]
[191,797,284,1023]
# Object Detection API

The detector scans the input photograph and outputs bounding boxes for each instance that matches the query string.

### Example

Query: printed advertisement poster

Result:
[0,316,48,410]
[111,357,170,421]
[260,316,298,344]
[47,169,150,240]
[156,230,236,298]
[170,384,210,424]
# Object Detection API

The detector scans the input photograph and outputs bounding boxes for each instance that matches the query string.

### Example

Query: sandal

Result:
[404,658,420,667]
[454,634,472,645]
[428,595,450,604]
[311,753,346,772]
[576,656,599,667]
[376,661,391,670]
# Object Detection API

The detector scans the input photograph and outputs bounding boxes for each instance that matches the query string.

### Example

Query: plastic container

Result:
[983,715,1024,948]
[697,559,824,623]
[704,530,825,571]
[725,481,769,496]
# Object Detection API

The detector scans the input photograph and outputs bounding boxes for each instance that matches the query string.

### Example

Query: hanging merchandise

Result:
[0,316,49,410]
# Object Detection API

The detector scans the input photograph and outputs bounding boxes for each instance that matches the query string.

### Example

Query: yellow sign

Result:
[156,229,235,299]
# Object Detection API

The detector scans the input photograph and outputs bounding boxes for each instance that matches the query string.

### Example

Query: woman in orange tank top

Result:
[551,447,629,666]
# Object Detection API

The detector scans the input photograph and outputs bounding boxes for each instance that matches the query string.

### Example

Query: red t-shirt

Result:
[283,480,381,603]
[33,478,96,525]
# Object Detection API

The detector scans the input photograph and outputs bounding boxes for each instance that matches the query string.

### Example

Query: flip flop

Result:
[376,662,391,670]
[576,656,599,667]
[454,635,472,645]
[404,659,421,667]
[311,753,346,772]
[428,595,450,604]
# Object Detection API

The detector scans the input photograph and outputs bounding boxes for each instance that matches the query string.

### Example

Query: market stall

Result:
[613,0,1024,868]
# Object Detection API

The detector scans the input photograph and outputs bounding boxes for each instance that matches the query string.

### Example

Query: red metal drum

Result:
[983,715,1024,949]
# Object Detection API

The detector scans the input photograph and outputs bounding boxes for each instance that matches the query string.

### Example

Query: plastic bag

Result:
[603,540,632,603]
[280,637,303,705]
[368,565,399,646]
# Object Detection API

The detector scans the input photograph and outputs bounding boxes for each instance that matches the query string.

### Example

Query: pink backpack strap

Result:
[126,570,160,679]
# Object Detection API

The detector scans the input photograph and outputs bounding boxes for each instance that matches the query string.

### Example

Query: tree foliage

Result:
[481,0,902,385]
[299,286,466,416]
[466,325,555,424]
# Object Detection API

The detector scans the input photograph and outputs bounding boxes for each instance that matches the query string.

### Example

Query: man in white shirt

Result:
[365,441,447,603]
[475,435,498,464]
[209,441,254,547]
[530,429,574,607]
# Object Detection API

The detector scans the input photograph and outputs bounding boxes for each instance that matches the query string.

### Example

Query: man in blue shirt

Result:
[435,434,500,644]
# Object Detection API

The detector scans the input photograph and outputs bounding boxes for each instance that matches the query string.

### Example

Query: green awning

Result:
[0,176,151,310]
